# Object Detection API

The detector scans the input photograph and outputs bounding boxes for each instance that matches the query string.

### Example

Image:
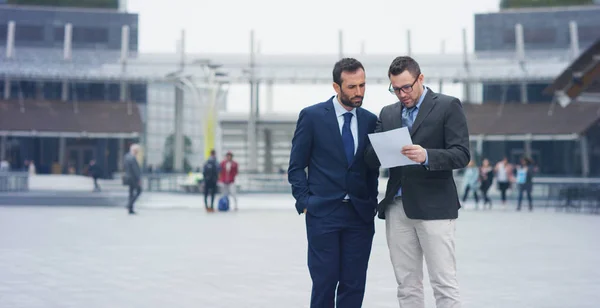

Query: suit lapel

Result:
[410,89,437,137]
[351,108,368,167]
[391,102,403,130]
[323,98,348,165]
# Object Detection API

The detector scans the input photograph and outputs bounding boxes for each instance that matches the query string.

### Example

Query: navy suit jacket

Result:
[288,97,379,223]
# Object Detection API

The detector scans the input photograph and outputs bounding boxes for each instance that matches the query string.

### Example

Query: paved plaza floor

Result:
[0,193,599,308]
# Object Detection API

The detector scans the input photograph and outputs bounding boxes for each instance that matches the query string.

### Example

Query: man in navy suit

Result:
[288,58,379,308]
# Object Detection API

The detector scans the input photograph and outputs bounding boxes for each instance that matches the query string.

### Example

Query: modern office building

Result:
[474,4,600,103]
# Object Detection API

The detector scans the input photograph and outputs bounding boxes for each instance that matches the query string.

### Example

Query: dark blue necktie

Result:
[403,106,417,131]
[342,112,355,164]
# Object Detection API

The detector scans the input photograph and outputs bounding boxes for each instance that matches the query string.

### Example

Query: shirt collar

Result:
[333,95,357,118]
[414,86,428,110]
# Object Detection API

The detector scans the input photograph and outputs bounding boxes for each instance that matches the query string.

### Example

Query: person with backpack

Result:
[203,150,220,212]
[219,151,239,211]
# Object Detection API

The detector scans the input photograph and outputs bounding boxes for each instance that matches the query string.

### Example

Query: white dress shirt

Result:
[333,95,358,200]
[333,95,358,155]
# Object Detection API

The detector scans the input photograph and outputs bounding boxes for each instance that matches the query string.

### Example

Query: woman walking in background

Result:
[479,158,494,209]
[462,160,480,209]
[494,157,513,205]
[516,157,536,212]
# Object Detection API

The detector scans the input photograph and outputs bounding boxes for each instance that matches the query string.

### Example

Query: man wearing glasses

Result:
[365,56,470,308]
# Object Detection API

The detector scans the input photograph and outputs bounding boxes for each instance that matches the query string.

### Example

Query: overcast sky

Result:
[126,0,502,114]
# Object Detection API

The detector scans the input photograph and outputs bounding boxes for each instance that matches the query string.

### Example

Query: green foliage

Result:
[7,0,119,9]
[500,0,594,9]
[161,134,194,173]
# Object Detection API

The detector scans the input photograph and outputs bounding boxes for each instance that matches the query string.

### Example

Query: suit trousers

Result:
[385,199,460,308]
[306,201,374,308]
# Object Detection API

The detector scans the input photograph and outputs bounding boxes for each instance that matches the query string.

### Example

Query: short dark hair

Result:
[210,149,216,156]
[332,58,364,86]
[388,56,421,78]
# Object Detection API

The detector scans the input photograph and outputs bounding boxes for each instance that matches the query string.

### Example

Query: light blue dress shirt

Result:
[396,86,429,197]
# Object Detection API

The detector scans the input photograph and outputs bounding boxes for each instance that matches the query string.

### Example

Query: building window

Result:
[15,25,44,42]
[73,27,109,44]
[129,84,147,103]
[0,24,6,41]
[524,28,556,44]
[578,25,600,43]
[43,82,62,100]
[503,29,515,45]
[503,27,556,45]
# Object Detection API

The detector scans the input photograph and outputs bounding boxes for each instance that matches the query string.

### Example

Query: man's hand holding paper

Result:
[367,127,421,168]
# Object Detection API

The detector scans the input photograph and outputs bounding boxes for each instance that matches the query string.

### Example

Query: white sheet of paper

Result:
[368,127,418,168]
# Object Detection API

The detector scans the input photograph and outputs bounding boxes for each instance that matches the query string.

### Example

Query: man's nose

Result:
[355,87,364,96]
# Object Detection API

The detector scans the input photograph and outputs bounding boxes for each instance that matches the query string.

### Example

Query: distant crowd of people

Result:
[120,144,239,215]
[461,156,537,211]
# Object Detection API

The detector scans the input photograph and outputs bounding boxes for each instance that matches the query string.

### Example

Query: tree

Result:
[500,0,594,9]
[161,134,194,173]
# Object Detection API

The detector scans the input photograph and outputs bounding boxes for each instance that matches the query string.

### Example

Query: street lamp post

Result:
[165,61,227,171]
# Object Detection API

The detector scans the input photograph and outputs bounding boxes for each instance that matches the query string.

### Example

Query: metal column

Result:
[406,29,412,57]
[62,23,72,102]
[247,30,258,172]
[266,80,274,113]
[117,138,124,171]
[119,25,130,104]
[264,129,273,173]
[58,137,66,172]
[515,24,528,104]
[580,135,590,177]
[461,29,471,102]
[569,21,580,60]
[338,30,344,59]
[439,40,445,93]
[0,135,6,161]
[173,30,186,171]
[173,86,184,171]
[4,21,15,99]
[524,134,532,159]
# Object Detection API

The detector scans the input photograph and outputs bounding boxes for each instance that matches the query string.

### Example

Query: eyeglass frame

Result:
[388,73,421,95]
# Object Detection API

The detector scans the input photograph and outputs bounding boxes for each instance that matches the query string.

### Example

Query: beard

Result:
[340,94,363,108]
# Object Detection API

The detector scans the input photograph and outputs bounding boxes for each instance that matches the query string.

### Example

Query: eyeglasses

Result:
[388,75,420,95]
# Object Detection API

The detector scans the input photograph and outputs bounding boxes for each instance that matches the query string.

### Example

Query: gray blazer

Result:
[123,153,141,186]
[365,88,470,220]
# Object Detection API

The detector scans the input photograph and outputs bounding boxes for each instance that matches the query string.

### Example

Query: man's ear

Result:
[332,82,341,94]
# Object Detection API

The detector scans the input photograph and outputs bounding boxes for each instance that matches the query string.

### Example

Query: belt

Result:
[393,195,403,201]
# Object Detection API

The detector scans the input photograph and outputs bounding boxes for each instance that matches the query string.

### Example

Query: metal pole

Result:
[338,29,344,59]
[515,23,527,104]
[462,29,471,102]
[580,135,590,177]
[0,135,6,161]
[61,23,72,102]
[569,21,580,60]
[3,79,10,100]
[5,21,15,99]
[439,40,445,93]
[248,30,258,172]
[266,80,274,113]
[63,23,72,60]
[204,68,218,159]
[58,137,66,172]
[120,25,130,103]
[173,85,184,171]
[6,21,15,59]
[173,31,186,172]
[406,29,412,57]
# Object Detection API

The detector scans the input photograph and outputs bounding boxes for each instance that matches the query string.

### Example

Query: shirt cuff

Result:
[422,150,429,166]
